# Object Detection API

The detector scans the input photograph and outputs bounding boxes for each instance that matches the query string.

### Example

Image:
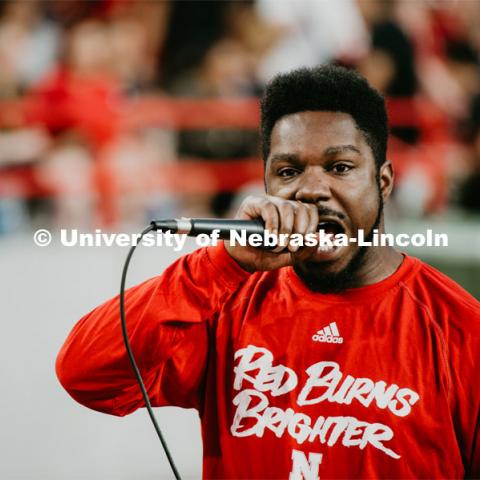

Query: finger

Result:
[306,204,319,236]
[293,204,311,234]
[238,197,280,235]
[277,201,295,236]
[261,201,280,236]
[275,201,295,252]
[290,204,319,259]
[305,204,319,249]
[290,204,311,252]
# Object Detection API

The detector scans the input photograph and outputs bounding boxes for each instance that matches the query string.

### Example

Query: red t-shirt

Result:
[56,244,480,479]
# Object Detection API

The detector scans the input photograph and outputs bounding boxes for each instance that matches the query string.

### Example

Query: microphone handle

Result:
[191,218,264,240]
[151,218,265,240]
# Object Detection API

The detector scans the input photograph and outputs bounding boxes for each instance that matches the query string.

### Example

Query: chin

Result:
[300,243,356,267]
[294,246,367,293]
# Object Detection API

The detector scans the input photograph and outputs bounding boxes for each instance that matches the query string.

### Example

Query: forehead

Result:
[269,111,369,158]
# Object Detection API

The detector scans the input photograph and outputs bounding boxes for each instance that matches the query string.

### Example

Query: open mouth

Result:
[313,220,347,260]
[317,220,345,236]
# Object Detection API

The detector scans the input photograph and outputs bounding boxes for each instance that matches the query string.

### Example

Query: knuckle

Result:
[242,195,264,207]
[282,206,295,221]
[291,200,302,211]
[308,204,319,217]
[240,195,256,206]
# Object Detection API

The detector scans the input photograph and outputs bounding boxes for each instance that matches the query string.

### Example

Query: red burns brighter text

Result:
[231,346,420,460]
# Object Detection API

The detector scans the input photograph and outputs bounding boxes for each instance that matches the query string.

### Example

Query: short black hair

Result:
[260,65,388,171]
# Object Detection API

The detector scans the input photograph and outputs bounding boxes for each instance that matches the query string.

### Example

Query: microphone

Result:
[151,218,265,240]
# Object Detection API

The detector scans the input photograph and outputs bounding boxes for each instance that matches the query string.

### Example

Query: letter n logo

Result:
[289,449,322,480]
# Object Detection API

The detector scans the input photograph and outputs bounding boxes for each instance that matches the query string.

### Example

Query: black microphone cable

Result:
[119,217,269,478]
[119,224,181,480]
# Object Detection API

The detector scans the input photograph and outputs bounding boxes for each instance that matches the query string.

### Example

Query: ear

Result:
[379,160,394,201]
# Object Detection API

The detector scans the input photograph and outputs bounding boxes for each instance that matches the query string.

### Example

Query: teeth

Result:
[315,230,340,255]
[317,244,335,254]
[317,221,343,236]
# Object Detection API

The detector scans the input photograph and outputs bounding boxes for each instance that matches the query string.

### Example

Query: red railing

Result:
[0,95,455,223]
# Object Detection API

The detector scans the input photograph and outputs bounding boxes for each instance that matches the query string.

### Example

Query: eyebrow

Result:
[323,145,362,156]
[269,153,300,165]
[269,145,362,165]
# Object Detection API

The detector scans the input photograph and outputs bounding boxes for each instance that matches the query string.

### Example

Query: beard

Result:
[294,190,384,294]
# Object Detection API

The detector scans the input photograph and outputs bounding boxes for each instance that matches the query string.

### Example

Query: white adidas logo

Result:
[312,322,343,344]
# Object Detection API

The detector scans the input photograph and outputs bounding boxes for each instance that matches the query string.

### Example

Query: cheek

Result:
[342,184,380,229]
[359,193,381,227]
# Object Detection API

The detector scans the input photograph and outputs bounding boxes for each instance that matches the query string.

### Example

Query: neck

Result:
[352,217,403,287]
[352,244,403,288]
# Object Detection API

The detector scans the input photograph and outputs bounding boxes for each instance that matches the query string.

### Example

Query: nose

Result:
[294,167,332,204]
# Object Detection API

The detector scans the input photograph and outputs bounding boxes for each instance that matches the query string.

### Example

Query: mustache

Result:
[316,206,346,221]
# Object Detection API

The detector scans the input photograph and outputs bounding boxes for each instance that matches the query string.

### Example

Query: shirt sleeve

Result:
[468,411,480,479]
[445,305,480,479]
[55,243,250,417]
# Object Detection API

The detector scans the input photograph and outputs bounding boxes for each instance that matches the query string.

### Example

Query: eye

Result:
[331,163,353,174]
[277,167,301,178]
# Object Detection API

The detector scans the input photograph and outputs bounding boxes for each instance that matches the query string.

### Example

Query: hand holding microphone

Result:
[224,195,319,272]
[152,195,319,273]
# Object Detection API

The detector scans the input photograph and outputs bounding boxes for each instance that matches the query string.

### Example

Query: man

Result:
[56,66,480,479]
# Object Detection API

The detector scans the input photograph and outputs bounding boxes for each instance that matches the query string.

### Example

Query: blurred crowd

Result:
[0,0,479,232]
